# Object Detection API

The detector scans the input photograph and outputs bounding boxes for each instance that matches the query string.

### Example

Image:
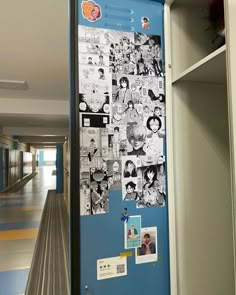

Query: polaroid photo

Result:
[135,227,158,264]
[90,167,109,215]
[106,160,122,190]
[124,215,142,249]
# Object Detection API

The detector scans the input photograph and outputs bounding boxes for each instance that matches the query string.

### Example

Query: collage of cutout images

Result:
[79,25,166,216]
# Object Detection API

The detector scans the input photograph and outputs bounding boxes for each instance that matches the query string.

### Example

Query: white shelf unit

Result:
[172,44,226,83]
[165,1,236,295]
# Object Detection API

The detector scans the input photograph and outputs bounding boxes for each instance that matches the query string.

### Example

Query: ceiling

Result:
[0,0,69,149]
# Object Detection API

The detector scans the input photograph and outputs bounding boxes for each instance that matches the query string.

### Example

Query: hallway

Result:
[0,166,56,295]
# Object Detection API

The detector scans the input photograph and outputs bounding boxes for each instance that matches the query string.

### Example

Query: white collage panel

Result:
[78,25,166,215]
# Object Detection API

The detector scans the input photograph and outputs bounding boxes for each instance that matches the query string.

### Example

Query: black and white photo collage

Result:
[79,25,166,216]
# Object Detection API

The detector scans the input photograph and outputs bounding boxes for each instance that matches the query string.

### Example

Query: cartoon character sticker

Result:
[81,1,102,23]
[141,17,150,30]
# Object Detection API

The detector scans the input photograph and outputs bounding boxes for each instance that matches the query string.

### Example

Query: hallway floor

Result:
[0,166,56,295]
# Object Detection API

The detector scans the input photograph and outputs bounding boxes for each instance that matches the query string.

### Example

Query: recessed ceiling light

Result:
[0,80,27,90]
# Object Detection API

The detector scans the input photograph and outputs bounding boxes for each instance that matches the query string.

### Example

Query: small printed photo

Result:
[122,178,138,201]
[145,116,164,157]
[79,92,110,114]
[134,33,163,77]
[79,53,109,68]
[106,160,122,190]
[135,227,158,264]
[80,114,110,128]
[79,81,110,96]
[79,41,110,56]
[111,102,142,126]
[124,215,142,249]
[141,17,150,30]
[79,25,110,46]
[80,128,109,167]
[109,31,135,75]
[81,1,102,23]
[90,167,109,215]
[122,155,138,178]
[107,124,127,158]
[136,157,166,208]
[127,124,147,156]
[79,64,111,82]
[80,177,91,216]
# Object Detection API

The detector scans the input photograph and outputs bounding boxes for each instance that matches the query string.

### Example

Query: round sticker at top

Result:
[81,1,102,23]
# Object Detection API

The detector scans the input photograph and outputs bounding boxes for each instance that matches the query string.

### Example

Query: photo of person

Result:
[122,156,138,178]
[141,17,150,30]
[124,215,141,249]
[89,4,101,22]
[135,227,158,264]
[127,124,146,156]
[81,1,102,23]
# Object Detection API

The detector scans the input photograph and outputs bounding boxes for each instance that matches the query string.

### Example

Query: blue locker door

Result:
[74,0,170,294]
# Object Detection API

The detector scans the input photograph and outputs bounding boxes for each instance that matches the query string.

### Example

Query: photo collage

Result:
[79,25,166,215]
[124,216,158,264]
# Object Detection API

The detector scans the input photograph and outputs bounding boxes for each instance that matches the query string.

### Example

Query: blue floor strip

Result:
[0,268,29,295]
[0,221,41,231]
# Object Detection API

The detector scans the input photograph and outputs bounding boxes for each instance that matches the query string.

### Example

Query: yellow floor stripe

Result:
[0,229,38,241]
[21,206,43,211]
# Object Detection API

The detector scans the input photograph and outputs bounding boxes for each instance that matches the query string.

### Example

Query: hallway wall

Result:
[0,136,34,192]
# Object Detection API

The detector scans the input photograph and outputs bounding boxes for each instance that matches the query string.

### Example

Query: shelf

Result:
[172,45,226,84]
